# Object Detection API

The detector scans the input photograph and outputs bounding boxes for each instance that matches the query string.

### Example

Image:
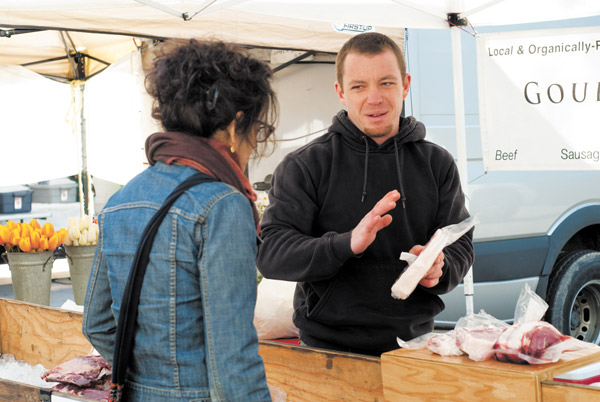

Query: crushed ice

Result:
[0,353,57,388]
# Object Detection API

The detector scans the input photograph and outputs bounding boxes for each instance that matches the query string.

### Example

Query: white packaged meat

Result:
[426,330,463,356]
[391,216,477,300]
[455,326,505,361]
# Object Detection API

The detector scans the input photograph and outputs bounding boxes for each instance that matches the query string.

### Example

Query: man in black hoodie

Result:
[257,32,474,356]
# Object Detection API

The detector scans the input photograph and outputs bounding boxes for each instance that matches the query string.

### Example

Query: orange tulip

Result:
[9,231,21,247]
[48,234,59,251]
[21,223,31,239]
[30,230,41,249]
[8,223,21,237]
[18,237,32,253]
[42,222,54,238]
[39,236,49,251]
[30,219,41,230]
[0,226,10,244]
[57,228,68,245]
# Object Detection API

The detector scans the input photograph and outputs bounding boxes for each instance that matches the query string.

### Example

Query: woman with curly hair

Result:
[83,38,278,401]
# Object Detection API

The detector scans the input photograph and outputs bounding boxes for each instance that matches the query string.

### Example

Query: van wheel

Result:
[546,250,600,344]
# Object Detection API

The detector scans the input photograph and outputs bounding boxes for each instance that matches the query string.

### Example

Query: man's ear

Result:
[402,73,412,100]
[334,81,347,106]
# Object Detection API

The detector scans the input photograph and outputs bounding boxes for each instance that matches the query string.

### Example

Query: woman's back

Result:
[84,163,270,401]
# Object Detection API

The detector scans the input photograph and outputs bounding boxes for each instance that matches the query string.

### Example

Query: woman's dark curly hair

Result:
[146,38,278,157]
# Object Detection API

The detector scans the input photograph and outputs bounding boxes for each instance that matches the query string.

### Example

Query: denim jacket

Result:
[82,162,271,402]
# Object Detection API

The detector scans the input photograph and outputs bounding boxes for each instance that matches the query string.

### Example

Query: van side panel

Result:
[473,236,549,281]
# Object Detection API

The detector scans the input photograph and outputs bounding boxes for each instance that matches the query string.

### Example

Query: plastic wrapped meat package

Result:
[42,354,112,401]
[398,284,600,364]
[391,216,478,300]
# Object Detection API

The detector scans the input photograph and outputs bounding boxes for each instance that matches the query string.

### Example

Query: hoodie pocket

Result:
[305,263,408,327]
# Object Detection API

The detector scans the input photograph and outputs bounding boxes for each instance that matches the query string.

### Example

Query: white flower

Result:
[64,215,98,246]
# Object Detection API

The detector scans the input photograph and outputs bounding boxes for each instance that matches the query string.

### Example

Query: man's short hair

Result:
[336,32,407,88]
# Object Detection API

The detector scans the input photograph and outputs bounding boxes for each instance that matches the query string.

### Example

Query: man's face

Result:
[335,50,411,145]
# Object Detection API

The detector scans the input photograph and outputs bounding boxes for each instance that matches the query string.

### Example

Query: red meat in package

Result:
[42,355,111,401]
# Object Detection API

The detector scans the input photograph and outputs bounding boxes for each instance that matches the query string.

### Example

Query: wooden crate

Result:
[0,298,91,367]
[541,380,600,401]
[380,347,600,402]
[0,298,92,402]
[259,341,383,401]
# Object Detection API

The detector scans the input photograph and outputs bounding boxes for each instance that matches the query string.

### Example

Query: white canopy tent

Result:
[2,0,600,314]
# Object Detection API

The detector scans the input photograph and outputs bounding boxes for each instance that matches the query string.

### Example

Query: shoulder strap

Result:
[110,172,216,402]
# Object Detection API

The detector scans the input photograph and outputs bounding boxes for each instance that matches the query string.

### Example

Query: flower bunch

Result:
[255,193,269,221]
[0,219,67,253]
[64,215,98,246]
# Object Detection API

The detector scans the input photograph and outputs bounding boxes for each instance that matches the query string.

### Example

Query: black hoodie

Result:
[257,111,473,356]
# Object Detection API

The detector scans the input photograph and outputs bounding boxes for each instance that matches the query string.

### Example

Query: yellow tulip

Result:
[48,234,59,251]
[21,223,31,239]
[8,223,21,237]
[30,218,41,230]
[57,228,68,245]
[39,236,49,251]
[42,222,54,238]
[0,226,10,244]
[6,220,17,231]
[9,231,21,247]
[18,237,32,253]
[30,231,41,249]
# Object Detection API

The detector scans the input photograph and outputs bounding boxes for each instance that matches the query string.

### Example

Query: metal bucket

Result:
[65,245,96,305]
[6,250,53,306]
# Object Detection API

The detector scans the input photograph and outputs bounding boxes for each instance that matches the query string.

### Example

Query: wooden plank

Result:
[380,347,600,402]
[381,349,540,401]
[0,378,51,402]
[259,341,384,401]
[0,298,91,368]
[542,381,600,401]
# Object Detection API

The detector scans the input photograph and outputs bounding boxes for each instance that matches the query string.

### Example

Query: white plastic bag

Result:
[253,278,299,340]
[513,283,548,325]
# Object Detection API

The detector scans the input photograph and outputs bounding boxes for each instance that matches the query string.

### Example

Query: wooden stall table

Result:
[380,346,600,401]
[3,297,600,402]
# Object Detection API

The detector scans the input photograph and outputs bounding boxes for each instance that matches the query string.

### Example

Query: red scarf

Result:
[145,132,260,231]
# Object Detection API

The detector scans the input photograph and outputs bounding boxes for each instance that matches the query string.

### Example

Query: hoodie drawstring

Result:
[393,138,407,209]
[361,136,369,202]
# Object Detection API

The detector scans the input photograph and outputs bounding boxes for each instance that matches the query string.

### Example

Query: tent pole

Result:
[79,83,91,217]
[450,21,474,316]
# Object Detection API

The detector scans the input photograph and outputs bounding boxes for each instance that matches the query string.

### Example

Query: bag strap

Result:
[110,172,216,402]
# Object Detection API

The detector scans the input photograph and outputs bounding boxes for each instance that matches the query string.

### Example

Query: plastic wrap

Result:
[253,278,299,340]
[391,216,478,300]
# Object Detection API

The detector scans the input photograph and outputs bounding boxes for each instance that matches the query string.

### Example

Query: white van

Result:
[249,17,600,344]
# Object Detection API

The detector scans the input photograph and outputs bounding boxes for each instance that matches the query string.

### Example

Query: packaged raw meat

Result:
[391,216,477,300]
[426,330,463,356]
[493,320,594,364]
[455,326,506,361]
[42,355,111,387]
[398,285,599,365]
[52,377,110,402]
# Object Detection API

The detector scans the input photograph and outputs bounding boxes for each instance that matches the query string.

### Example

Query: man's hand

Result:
[350,190,400,255]
[409,244,445,288]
